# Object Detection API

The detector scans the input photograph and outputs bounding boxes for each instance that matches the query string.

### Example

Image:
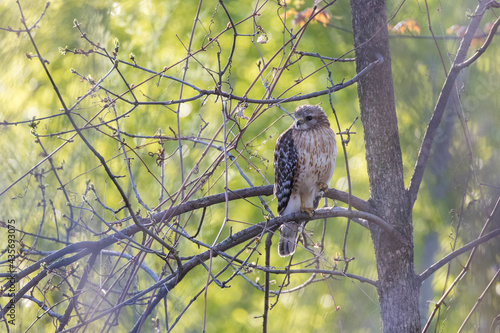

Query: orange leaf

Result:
[291,7,331,27]
[406,19,420,34]
[392,19,421,35]
[314,11,331,26]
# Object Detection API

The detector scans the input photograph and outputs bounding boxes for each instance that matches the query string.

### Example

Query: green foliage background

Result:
[0,0,499,332]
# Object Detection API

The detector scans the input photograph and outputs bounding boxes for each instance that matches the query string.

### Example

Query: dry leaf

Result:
[235,106,249,120]
[392,19,421,35]
[447,24,484,47]
[257,34,268,44]
[314,11,331,26]
[291,7,331,27]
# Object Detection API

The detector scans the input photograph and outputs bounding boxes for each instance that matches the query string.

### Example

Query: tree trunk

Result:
[349,0,421,331]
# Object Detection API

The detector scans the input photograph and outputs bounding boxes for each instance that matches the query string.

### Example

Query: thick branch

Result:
[309,208,409,246]
[1,183,387,331]
[131,205,389,332]
[247,267,377,286]
[1,186,372,297]
[153,185,373,222]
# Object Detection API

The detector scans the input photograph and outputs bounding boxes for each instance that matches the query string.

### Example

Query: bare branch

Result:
[456,15,500,69]
[408,0,491,206]
[421,195,500,331]
[0,185,371,298]
[0,1,50,33]
[130,206,384,332]
[418,227,500,283]
[125,56,381,107]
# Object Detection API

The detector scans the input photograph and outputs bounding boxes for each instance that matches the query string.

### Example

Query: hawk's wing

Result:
[274,128,297,215]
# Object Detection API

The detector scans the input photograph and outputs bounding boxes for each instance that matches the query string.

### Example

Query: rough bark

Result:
[350,0,421,331]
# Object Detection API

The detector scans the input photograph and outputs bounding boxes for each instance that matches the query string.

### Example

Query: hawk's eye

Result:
[305,116,313,121]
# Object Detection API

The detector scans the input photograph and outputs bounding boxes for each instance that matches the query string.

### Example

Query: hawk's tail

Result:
[278,222,299,257]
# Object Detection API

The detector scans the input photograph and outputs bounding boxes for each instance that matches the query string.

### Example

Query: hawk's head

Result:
[294,105,330,130]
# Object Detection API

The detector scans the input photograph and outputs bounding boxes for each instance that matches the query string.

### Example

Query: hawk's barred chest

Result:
[292,126,337,189]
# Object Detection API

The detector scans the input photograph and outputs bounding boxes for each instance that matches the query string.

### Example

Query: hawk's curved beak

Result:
[296,117,304,126]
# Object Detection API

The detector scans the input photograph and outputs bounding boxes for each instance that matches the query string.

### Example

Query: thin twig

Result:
[457,267,500,333]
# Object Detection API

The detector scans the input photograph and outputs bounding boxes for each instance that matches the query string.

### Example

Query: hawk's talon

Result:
[318,182,329,192]
[301,207,315,217]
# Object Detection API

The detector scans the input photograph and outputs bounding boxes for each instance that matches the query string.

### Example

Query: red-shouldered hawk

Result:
[274,105,337,256]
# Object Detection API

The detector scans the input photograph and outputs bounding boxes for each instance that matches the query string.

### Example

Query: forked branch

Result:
[408,0,497,206]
